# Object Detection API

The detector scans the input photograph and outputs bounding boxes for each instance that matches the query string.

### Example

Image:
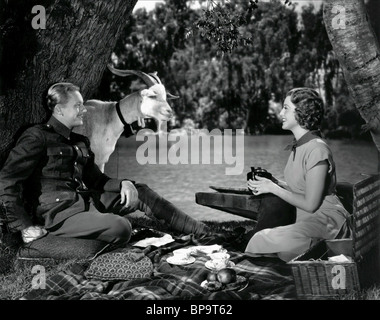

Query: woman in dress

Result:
[245,87,350,262]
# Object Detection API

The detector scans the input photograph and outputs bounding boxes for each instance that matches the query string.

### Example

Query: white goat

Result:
[74,64,178,172]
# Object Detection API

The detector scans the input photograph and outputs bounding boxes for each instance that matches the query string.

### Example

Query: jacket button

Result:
[74,162,77,166]
[56,198,60,202]
[60,152,63,155]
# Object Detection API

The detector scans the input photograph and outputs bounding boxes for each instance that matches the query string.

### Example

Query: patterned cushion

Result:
[84,248,153,281]
[17,234,112,261]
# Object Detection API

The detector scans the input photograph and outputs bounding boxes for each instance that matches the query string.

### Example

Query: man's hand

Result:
[21,226,47,243]
[137,117,146,128]
[120,180,139,208]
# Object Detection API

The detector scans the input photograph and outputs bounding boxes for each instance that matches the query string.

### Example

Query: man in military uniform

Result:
[0,83,210,244]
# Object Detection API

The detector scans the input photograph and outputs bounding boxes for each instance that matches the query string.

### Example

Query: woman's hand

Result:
[120,180,139,208]
[247,176,277,195]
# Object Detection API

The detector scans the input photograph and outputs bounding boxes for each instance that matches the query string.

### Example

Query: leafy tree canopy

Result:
[95,0,369,138]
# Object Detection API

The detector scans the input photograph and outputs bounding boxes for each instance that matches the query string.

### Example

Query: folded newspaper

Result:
[132,233,175,248]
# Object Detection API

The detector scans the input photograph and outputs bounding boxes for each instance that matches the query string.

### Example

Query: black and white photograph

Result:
[1,0,380,308]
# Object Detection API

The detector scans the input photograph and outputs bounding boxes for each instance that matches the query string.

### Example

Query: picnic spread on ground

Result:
[20,229,297,300]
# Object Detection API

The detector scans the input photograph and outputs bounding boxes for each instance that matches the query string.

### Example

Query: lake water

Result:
[105,133,378,222]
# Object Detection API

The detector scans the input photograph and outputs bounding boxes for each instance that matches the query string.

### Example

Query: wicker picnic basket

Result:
[289,174,380,300]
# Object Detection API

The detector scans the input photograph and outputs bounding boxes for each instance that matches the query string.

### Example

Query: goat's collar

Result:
[116,102,135,137]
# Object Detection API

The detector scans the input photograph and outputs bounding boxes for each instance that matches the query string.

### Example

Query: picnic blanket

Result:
[21,230,296,300]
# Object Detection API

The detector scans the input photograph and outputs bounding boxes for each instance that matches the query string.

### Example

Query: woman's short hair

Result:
[286,87,324,130]
[46,82,80,112]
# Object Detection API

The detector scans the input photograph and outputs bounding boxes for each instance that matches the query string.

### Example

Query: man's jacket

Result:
[0,116,126,232]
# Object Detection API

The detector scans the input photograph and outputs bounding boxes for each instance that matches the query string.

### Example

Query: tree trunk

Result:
[323,0,380,281]
[366,0,380,43]
[0,0,138,168]
[323,0,380,172]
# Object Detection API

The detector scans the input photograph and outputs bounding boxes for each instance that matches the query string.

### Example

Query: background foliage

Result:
[95,0,370,139]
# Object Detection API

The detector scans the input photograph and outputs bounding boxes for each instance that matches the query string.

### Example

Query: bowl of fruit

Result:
[201,268,248,292]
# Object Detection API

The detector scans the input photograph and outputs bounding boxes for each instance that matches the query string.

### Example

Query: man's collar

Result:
[47,116,72,140]
[284,130,322,159]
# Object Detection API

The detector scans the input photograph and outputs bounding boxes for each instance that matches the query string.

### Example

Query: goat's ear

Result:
[140,88,157,98]
[166,92,180,100]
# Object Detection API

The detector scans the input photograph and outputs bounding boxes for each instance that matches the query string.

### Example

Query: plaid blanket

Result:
[21,231,296,300]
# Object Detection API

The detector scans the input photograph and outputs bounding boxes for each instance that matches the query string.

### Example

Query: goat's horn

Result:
[148,72,162,85]
[107,64,157,87]
[166,92,180,100]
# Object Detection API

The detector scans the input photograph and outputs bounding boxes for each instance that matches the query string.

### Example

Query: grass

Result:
[336,286,380,300]
[1,217,380,300]
[0,231,80,300]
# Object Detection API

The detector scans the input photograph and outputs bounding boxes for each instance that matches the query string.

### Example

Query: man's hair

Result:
[286,87,324,130]
[46,82,80,112]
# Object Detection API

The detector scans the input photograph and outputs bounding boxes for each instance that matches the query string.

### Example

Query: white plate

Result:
[205,260,235,271]
[166,256,196,265]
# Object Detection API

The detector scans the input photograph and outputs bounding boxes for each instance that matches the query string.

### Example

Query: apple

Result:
[207,272,218,282]
[217,268,237,284]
